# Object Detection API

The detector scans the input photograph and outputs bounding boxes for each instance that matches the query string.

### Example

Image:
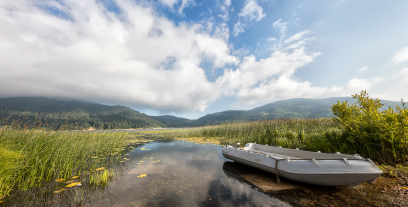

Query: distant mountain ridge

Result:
[1,96,405,129]
[0,97,164,129]
[150,97,406,127]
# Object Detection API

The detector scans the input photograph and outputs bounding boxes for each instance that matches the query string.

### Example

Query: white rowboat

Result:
[222,143,383,187]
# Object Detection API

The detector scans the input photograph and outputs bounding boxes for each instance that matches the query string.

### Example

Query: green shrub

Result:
[331,90,408,164]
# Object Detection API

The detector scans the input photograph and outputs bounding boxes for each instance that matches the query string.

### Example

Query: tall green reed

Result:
[169,118,405,164]
[0,126,128,197]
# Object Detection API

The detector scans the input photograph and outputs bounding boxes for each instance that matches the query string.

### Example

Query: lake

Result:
[2,140,380,207]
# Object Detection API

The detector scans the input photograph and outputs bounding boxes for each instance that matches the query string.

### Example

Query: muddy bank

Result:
[223,162,408,207]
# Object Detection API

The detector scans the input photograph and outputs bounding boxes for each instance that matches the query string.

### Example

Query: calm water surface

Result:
[3,141,292,207]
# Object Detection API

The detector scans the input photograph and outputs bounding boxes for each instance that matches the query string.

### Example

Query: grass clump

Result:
[0,127,129,198]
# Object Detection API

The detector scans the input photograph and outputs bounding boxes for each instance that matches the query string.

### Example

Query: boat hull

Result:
[222,144,383,187]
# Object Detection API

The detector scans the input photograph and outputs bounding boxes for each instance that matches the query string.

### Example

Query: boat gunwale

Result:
[225,143,364,160]
[222,153,383,175]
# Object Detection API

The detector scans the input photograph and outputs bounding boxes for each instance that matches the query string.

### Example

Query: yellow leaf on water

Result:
[65,180,74,184]
[56,179,64,182]
[137,174,147,178]
[401,186,408,190]
[71,176,79,179]
[140,161,144,162]
[66,182,81,188]
[137,163,142,164]
[145,149,151,150]
[95,167,105,171]
[125,154,130,155]
[140,148,145,150]
[150,158,154,159]
[120,161,125,162]
[53,189,64,193]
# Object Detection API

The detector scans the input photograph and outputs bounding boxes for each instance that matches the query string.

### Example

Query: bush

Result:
[331,90,408,164]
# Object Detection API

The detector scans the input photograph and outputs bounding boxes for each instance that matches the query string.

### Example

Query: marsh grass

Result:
[180,119,344,151]
[150,118,407,164]
[0,126,132,198]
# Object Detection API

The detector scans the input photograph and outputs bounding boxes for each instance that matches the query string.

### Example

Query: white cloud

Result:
[216,37,321,98]
[273,18,287,36]
[160,0,179,9]
[233,21,245,37]
[266,37,277,42]
[284,31,309,44]
[0,0,237,113]
[393,67,408,80]
[1,0,396,114]
[178,0,195,14]
[238,0,266,21]
[392,46,408,63]
[159,0,194,14]
[358,65,371,72]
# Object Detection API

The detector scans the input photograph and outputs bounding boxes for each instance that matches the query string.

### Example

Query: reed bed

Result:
[184,119,344,151]
[160,118,407,164]
[0,127,131,198]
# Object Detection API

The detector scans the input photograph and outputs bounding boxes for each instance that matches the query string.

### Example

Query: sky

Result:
[1,0,408,119]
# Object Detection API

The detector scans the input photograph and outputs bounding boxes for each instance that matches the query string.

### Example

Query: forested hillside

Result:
[0,97,165,129]
[2,96,405,129]
[151,97,406,127]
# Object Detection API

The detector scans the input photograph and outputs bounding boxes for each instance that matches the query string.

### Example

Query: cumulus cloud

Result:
[0,0,237,112]
[0,0,388,114]
[392,46,408,63]
[238,0,266,21]
[215,31,383,106]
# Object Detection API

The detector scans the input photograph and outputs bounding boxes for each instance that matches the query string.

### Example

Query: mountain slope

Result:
[150,97,406,127]
[149,115,193,128]
[0,97,165,129]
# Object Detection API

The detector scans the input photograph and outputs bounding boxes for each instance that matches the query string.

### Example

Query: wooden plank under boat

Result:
[222,143,383,187]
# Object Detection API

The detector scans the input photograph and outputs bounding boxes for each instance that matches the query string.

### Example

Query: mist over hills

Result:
[0,96,405,129]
